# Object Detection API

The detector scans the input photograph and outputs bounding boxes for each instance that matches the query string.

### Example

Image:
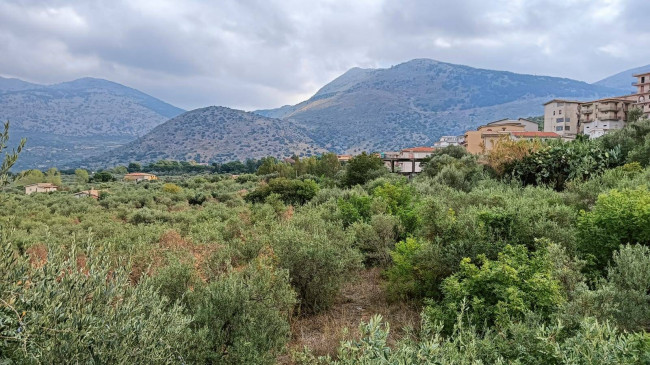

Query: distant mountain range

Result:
[0,76,184,169]
[594,64,650,92]
[4,59,647,169]
[255,59,625,154]
[86,106,326,168]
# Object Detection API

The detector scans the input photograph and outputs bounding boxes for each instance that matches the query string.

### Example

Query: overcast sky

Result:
[1,0,649,111]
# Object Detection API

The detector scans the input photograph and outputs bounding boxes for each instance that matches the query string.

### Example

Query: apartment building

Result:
[579,96,636,138]
[634,72,650,117]
[543,99,580,137]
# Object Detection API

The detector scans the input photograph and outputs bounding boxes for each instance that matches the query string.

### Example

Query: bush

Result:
[245,178,320,205]
[0,243,193,364]
[577,188,650,274]
[270,211,362,313]
[424,244,565,333]
[188,257,296,364]
[162,183,182,194]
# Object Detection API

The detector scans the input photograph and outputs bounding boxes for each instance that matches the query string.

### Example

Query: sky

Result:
[0,0,649,111]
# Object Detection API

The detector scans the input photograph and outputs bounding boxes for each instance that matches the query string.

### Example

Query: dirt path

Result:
[280,267,421,363]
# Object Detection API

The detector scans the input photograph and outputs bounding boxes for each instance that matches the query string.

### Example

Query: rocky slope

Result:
[256,59,623,153]
[0,76,184,169]
[87,106,326,167]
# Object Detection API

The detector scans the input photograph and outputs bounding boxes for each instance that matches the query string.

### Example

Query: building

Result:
[382,147,435,174]
[509,131,561,142]
[634,72,650,117]
[543,99,581,137]
[337,154,352,163]
[74,189,100,199]
[579,96,636,139]
[433,135,465,148]
[123,172,158,182]
[25,183,58,195]
[463,118,538,154]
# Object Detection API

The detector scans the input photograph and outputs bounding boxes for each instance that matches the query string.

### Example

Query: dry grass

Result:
[279,267,420,363]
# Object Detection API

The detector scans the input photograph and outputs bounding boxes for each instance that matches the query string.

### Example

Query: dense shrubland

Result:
[3,117,650,363]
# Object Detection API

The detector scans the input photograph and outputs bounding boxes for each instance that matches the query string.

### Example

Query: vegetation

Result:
[3,117,650,363]
[0,122,25,185]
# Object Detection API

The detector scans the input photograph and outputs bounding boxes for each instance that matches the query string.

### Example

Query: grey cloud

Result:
[0,0,649,110]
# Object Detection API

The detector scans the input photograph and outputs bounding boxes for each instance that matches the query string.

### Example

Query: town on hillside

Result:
[358,71,650,176]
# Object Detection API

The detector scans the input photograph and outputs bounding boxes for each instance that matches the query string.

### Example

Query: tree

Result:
[17,169,44,185]
[45,167,62,186]
[127,162,142,173]
[342,152,386,187]
[92,171,116,182]
[0,121,25,185]
[75,168,90,184]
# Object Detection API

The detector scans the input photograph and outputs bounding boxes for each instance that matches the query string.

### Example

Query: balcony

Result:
[581,108,593,114]
[598,106,619,112]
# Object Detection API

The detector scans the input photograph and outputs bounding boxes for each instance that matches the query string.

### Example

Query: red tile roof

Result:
[124,172,155,176]
[510,132,561,138]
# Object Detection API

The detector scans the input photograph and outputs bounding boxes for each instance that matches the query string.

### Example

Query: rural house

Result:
[25,183,58,195]
[123,172,158,182]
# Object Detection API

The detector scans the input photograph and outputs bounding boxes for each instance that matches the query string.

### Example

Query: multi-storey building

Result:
[634,72,650,117]
[543,99,580,137]
[579,96,636,138]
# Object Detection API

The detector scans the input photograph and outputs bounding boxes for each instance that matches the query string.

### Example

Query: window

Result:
[553,111,556,116]
[565,117,570,122]
[559,110,562,115]
[556,126,563,131]
[556,118,564,123]
[565,126,570,131]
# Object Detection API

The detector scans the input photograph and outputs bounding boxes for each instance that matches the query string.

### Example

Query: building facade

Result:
[634,72,650,117]
[464,119,537,154]
[543,99,580,137]
[579,97,636,138]
[25,183,58,195]
[433,135,465,148]
[123,173,158,182]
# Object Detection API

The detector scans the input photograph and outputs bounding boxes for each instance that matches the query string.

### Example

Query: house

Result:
[337,154,352,163]
[382,147,435,174]
[74,189,100,199]
[123,172,158,182]
[463,118,538,154]
[433,135,465,148]
[25,183,58,195]
[543,99,581,138]
[579,96,636,139]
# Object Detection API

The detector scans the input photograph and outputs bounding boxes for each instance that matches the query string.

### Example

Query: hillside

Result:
[256,59,623,153]
[594,64,650,92]
[0,76,184,169]
[87,106,326,167]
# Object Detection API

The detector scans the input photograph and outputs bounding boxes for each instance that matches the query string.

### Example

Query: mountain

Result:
[594,64,650,92]
[0,76,184,169]
[87,106,326,167]
[256,59,624,153]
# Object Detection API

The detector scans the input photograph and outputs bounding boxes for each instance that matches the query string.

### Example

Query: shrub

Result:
[270,211,362,313]
[245,178,319,205]
[162,183,182,194]
[577,188,650,274]
[424,244,565,333]
[188,257,296,364]
[0,243,193,364]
